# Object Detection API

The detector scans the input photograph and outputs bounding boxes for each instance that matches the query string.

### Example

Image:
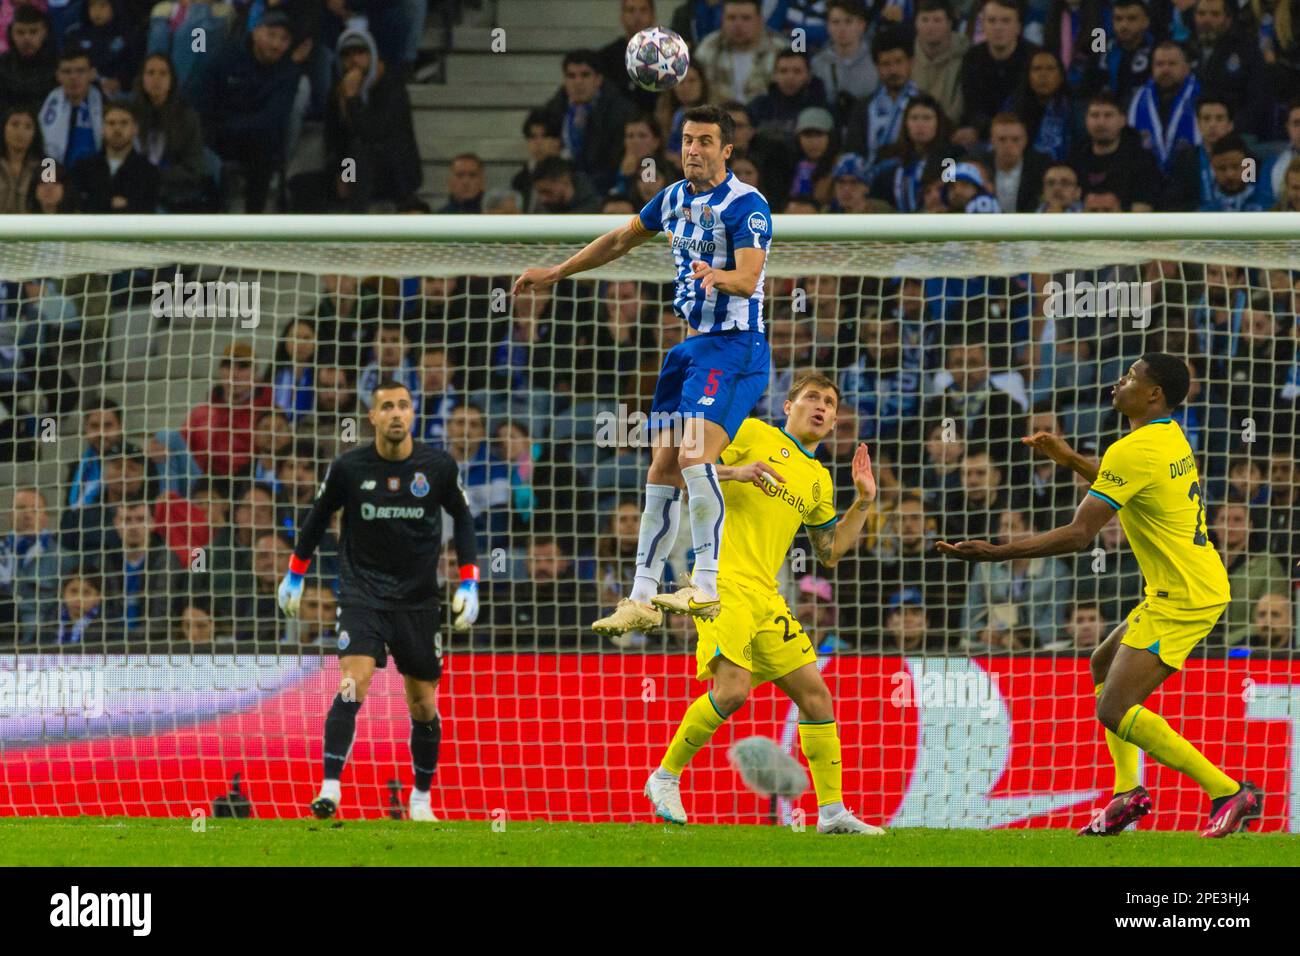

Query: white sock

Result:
[681,463,724,599]
[653,766,679,782]
[319,778,341,802]
[818,801,845,821]
[410,787,430,803]
[629,483,683,603]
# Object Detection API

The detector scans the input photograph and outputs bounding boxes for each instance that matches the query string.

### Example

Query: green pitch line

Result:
[0,818,1296,867]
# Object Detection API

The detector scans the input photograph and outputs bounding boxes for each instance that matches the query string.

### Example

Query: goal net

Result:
[0,214,1295,831]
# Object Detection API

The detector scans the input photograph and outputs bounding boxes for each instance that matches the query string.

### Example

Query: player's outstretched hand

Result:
[852,442,876,502]
[511,267,559,297]
[690,260,717,295]
[731,460,784,490]
[1022,430,1074,465]
[278,570,304,617]
[452,580,479,631]
[935,539,1002,562]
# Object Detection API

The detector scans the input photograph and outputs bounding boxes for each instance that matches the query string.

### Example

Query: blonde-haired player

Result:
[645,372,885,834]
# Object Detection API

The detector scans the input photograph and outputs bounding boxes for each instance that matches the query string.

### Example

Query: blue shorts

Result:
[649,330,770,440]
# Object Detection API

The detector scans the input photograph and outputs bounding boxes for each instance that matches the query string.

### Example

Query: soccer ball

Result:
[625,26,690,92]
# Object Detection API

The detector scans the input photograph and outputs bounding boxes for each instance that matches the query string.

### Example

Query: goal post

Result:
[0,213,1295,830]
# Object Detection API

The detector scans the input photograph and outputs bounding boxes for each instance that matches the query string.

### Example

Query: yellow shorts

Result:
[1120,597,1228,670]
[693,579,817,686]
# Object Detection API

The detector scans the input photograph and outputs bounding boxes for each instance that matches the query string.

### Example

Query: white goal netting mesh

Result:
[0,232,1295,830]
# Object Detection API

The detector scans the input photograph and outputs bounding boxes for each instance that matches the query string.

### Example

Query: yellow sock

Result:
[1096,683,1142,794]
[1118,704,1238,800]
[798,720,843,807]
[661,692,728,776]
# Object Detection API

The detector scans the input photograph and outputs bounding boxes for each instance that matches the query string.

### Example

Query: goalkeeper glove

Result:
[452,564,480,631]
[278,555,310,617]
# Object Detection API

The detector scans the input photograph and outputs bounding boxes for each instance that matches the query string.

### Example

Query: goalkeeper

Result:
[646,372,885,835]
[278,379,481,822]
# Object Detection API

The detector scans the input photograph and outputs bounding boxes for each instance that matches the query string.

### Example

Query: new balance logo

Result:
[361,480,376,490]
[696,396,715,406]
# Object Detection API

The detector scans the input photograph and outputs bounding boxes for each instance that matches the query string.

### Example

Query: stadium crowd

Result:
[0,0,1296,654]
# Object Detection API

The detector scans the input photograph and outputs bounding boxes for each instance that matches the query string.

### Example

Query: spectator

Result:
[1082,185,1124,210]
[496,420,536,532]
[437,152,484,214]
[273,439,324,541]
[941,445,1018,541]
[249,408,293,492]
[864,491,962,634]
[68,101,159,212]
[1127,41,1201,173]
[788,106,838,204]
[796,573,847,650]
[50,568,107,645]
[305,362,360,460]
[840,313,922,442]
[151,471,214,567]
[146,426,203,498]
[964,508,1071,649]
[1265,445,1300,574]
[1248,593,1294,650]
[65,396,124,509]
[530,156,603,213]
[880,585,934,651]
[284,581,338,647]
[1036,161,1082,211]
[0,106,41,213]
[0,5,56,116]
[610,114,680,199]
[541,49,636,194]
[868,93,960,211]
[597,0,660,114]
[1199,134,1273,210]
[0,487,70,643]
[414,346,458,445]
[32,159,70,211]
[747,49,831,143]
[182,340,273,478]
[1212,501,1289,644]
[1068,91,1161,210]
[99,497,183,643]
[129,52,213,212]
[512,108,562,211]
[940,158,1002,212]
[1013,50,1079,163]
[978,112,1053,212]
[486,281,575,400]
[828,151,873,210]
[1273,155,1300,212]
[573,279,655,401]
[919,416,965,505]
[1039,0,1107,91]
[1269,99,1300,199]
[445,403,510,553]
[40,49,103,168]
[1058,599,1105,650]
[845,27,917,166]
[230,529,289,641]
[812,0,877,116]
[146,0,236,105]
[1161,95,1233,210]
[487,533,600,648]
[597,497,644,612]
[197,11,300,213]
[358,320,420,410]
[911,1,968,125]
[1023,408,1079,529]
[957,0,1040,143]
[483,187,522,214]
[1188,0,1268,136]
[208,480,274,628]
[269,317,316,423]
[656,65,710,155]
[1082,0,1154,108]
[175,600,215,645]
[693,0,786,104]
[62,0,139,99]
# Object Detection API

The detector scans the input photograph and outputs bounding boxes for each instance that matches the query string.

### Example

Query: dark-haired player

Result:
[512,103,774,636]
[278,379,480,821]
[938,353,1263,838]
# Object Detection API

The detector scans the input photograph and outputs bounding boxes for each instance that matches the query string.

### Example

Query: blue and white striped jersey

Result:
[632,170,773,334]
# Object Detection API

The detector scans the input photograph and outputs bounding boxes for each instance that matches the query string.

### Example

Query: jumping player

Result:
[278,379,481,821]
[646,372,885,834]
[512,103,773,636]
[938,353,1264,838]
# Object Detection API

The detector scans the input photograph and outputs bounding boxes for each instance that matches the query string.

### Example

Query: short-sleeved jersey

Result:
[716,418,837,592]
[293,441,477,611]
[632,170,772,334]
[1087,418,1230,608]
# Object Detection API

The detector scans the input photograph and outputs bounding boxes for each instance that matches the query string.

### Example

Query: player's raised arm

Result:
[278,456,347,617]
[1022,430,1099,482]
[936,493,1115,562]
[511,215,658,295]
[805,443,877,569]
[438,459,482,631]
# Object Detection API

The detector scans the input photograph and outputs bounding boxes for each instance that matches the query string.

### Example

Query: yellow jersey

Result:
[1087,418,1231,608]
[716,418,838,593]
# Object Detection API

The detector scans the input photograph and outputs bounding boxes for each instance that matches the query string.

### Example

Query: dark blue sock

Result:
[323,694,362,781]
[410,715,441,792]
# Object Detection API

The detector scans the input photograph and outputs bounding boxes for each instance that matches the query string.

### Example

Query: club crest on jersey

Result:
[780,447,790,458]
[410,472,430,498]
[748,212,768,234]
[699,205,715,229]
[337,630,350,650]
[812,480,821,503]
[387,477,400,492]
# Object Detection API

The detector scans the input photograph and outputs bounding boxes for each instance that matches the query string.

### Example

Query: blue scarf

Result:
[1033,96,1072,162]
[58,601,101,644]
[1128,74,1200,171]
[68,446,103,508]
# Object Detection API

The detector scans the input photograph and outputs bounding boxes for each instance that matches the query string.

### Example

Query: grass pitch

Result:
[1,817,1296,867]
